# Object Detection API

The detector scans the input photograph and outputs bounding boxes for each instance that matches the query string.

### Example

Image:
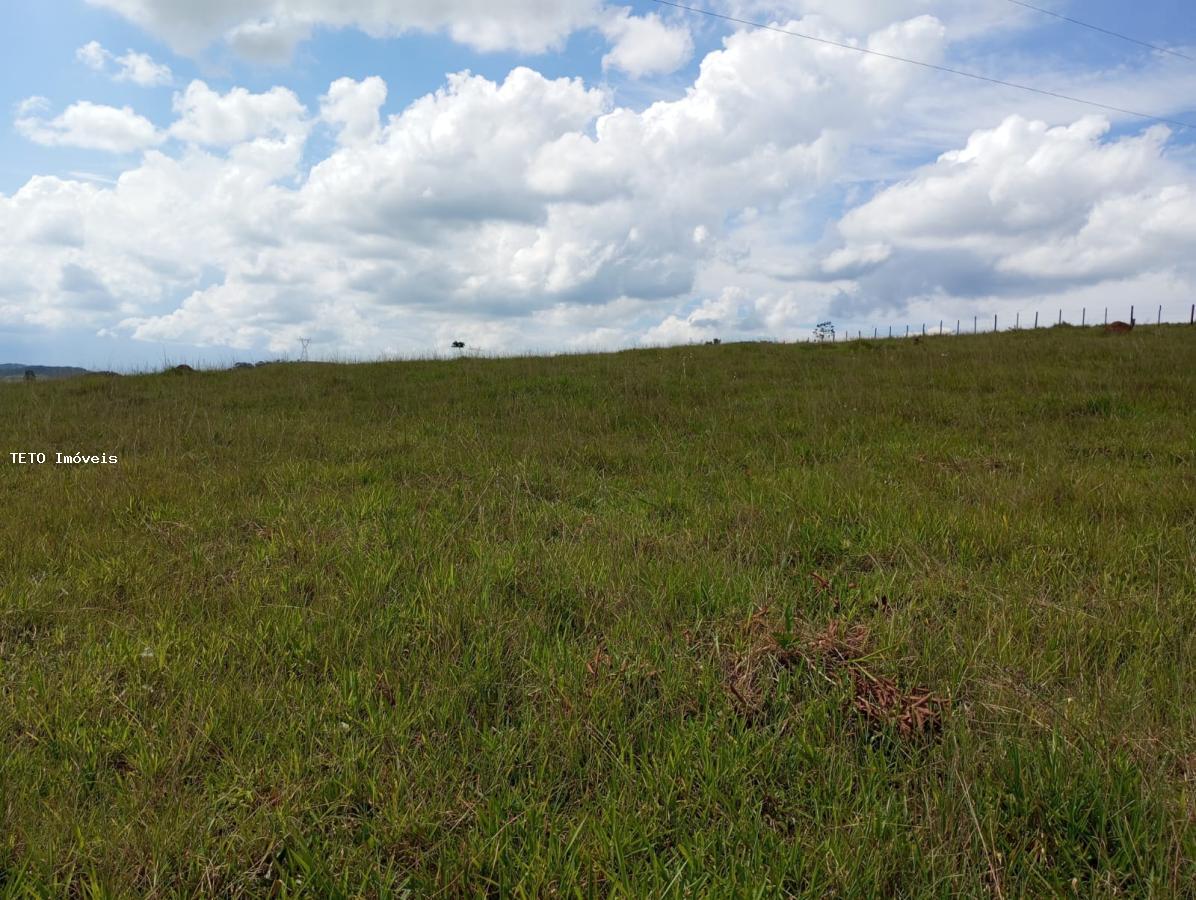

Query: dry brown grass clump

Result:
[724,603,948,739]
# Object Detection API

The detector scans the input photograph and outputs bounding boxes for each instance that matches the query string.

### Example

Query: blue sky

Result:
[2,1,1195,368]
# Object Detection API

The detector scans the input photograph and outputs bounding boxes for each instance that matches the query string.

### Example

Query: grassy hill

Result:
[1,326,1193,896]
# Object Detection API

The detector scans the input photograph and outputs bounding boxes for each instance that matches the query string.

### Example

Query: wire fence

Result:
[812,303,1195,343]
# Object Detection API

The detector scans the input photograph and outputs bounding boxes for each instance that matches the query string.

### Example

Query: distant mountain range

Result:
[0,364,92,380]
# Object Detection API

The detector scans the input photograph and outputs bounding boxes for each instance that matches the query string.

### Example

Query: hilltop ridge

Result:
[0,363,91,380]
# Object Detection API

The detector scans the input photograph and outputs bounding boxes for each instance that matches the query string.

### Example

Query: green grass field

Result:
[2,326,1194,896]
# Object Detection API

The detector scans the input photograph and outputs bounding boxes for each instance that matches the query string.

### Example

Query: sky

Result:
[1,0,1194,368]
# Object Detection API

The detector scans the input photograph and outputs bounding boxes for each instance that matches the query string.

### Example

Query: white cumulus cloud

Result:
[15,99,163,153]
[116,51,174,87]
[168,81,309,146]
[320,77,388,147]
[836,115,1196,285]
[76,41,110,71]
[83,0,605,57]
[75,40,173,86]
[600,9,693,78]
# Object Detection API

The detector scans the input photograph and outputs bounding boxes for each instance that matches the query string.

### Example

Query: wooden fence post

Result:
[1034,311,1039,329]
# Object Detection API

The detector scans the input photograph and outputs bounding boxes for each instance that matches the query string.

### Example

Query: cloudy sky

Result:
[2,1,1194,367]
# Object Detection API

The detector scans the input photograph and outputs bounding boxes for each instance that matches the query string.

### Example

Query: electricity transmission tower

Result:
[299,338,312,362]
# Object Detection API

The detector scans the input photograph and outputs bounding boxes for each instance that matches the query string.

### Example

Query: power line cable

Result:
[1000,0,1193,62]
[652,0,1195,130]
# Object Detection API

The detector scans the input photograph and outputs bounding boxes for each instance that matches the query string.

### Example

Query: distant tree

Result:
[451,341,466,349]
[24,369,35,382]
[814,321,836,342]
